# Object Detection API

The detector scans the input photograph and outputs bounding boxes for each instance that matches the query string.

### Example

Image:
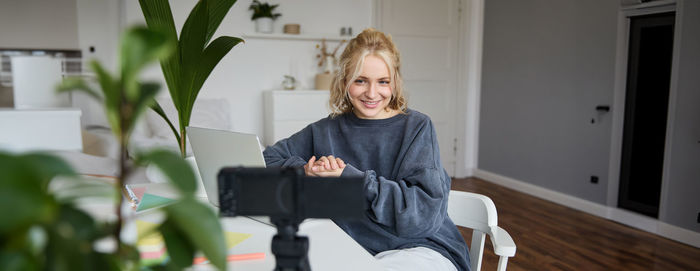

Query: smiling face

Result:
[347,54,398,119]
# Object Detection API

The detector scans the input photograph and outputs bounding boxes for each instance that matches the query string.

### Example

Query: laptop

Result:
[187,126,267,206]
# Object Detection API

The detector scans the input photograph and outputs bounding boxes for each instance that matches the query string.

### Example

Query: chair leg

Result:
[496,256,509,271]
[470,232,486,271]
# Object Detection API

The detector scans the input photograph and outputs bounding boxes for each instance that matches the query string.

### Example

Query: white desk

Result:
[111,183,382,270]
[194,217,382,271]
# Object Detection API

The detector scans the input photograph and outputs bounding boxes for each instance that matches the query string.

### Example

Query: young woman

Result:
[263,28,469,271]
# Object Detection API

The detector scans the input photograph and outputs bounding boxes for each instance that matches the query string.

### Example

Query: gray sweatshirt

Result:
[263,109,469,271]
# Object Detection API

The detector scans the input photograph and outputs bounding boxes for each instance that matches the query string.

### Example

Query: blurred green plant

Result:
[0,26,227,270]
[139,0,243,157]
[0,152,132,270]
[249,0,281,20]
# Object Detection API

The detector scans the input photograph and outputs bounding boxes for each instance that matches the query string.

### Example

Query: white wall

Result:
[0,0,79,49]
[123,0,374,142]
[478,0,700,242]
[479,0,618,204]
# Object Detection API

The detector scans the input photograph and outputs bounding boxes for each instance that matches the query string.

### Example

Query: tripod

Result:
[271,217,311,271]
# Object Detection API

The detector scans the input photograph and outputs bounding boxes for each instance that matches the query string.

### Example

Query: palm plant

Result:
[139,0,243,157]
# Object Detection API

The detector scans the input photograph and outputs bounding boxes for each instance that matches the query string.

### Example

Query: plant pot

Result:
[315,73,333,90]
[255,17,274,33]
[145,156,206,197]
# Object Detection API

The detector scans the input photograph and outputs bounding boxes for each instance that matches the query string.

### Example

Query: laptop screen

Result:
[187,126,266,206]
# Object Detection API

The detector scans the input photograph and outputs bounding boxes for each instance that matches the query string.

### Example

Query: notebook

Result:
[187,126,267,206]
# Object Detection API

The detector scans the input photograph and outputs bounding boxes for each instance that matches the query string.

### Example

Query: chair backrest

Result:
[448,190,515,271]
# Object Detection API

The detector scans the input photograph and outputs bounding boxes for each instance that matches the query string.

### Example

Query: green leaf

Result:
[120,26,174,101]
[249,0,281,20]
[43,204,107,269]
[115,243,141,271]
[0,187,53,234]
[55,205,100,241]
[0,252,37,271]
[89,250,126,271]
[178,0,209,109]
[56,77,102,101]
[139,0,181,106]
[164,198,226,270]
[160,47,182,108]
[0,152,64,233]
[187,36,243,113]
[138,0,178,41]
[128,82,161,135]
[158,219,195,269]
[21,152,76,189]
[149,101,181,145]
[204,0,238,45]
[90,60,121,137]
[135,150,196,195]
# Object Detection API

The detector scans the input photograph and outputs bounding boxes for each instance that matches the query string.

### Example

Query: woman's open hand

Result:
[304,155,346,177]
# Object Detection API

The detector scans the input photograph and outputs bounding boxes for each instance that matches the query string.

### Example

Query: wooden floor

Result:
[451,177,700,271]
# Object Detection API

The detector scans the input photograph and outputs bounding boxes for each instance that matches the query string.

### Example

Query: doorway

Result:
[376,0,461,176]
[618,12,675,218]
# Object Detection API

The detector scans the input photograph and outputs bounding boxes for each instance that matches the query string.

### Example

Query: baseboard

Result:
[455,167,475,179]
[472,168,700,249]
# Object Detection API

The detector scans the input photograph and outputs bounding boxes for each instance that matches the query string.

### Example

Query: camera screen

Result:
[218,167,365,220]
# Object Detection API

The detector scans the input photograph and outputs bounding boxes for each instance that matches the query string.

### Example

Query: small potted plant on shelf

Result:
[249,0,281,33]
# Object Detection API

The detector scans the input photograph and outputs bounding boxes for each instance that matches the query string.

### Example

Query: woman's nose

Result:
[366,83,378,98]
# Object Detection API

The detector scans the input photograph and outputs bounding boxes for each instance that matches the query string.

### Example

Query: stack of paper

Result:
[136,220,168,266]
[136,219,255,266]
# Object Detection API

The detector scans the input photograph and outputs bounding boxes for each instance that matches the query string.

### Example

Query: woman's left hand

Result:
[305,155,346,177]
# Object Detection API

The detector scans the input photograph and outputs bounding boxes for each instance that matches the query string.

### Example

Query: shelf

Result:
[242,32,350,42]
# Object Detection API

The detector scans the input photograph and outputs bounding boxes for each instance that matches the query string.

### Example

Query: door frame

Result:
[455,0,484,178]
[607,1,681,222]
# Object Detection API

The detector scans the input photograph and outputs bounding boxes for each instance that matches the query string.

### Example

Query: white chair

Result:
[448,190,516,271]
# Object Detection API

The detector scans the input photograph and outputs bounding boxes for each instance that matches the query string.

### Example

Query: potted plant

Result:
[314,39,345,90]
[0,26,227,270]
[139,0,243,158]
[249,0,282,33]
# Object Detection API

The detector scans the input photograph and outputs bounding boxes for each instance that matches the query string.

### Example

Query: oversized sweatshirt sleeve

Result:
[263,125,314,168]
[341,119,451,239]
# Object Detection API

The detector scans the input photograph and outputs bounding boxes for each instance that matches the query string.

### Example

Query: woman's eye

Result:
[379,80,390,85]
[354,79,366,84]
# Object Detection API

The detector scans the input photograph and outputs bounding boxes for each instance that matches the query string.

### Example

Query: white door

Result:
[378,0,460,176]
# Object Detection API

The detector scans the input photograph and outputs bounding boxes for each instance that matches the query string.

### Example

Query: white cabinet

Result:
[263,90,330,146]
[0,109,83,152]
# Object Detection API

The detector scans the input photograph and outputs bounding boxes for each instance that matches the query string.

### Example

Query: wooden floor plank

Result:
[451,177,700,271]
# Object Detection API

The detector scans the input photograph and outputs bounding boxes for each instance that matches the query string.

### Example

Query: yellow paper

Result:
[225,231,252,249]
[136,220,163,247]
[137,220,251,249]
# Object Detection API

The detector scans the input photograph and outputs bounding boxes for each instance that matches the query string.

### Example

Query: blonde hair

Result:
[329,28,407,117]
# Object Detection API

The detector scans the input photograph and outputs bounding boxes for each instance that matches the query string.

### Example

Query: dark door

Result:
[618,12,675,218]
